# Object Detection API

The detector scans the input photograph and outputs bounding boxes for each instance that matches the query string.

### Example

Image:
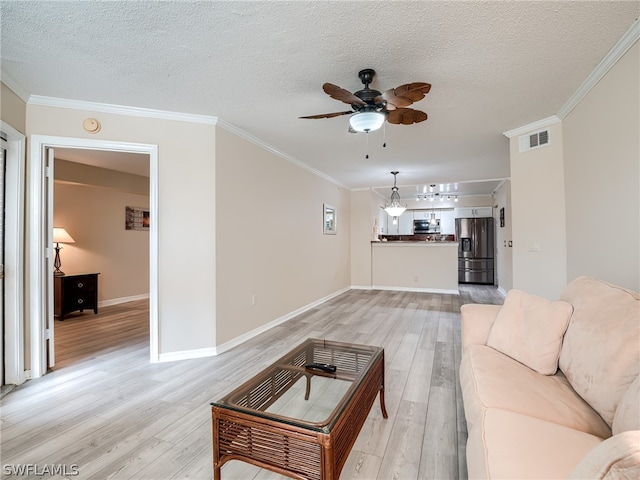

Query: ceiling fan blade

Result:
[386,108,428,125]
[323,83,366,106]
[376,82,431,108]
[299,111,353,119]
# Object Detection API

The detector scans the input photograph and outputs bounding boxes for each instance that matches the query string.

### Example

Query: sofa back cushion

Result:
[487,289,573,375]
[559,276,640,427]
[612,375,640,435]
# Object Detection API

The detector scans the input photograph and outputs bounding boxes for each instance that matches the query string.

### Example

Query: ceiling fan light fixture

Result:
[349,111,386,132]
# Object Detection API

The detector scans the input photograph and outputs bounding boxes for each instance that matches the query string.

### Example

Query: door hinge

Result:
[45,165,52,178]
[45,328,52,340]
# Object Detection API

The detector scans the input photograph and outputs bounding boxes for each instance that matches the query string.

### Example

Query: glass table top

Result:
[211,338,383,433]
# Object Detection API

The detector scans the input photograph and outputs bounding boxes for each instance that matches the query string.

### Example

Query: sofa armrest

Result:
[461,304,502,351]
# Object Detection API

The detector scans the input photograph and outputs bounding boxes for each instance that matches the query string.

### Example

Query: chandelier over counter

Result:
[383,171,407,221]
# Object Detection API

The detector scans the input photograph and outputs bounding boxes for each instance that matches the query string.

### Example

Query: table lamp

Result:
[53,227,75,276]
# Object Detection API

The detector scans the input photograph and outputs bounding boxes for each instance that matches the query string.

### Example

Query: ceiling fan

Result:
[300,69,431,132]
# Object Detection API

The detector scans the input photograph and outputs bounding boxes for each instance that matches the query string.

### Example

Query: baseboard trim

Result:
[156,286,352,362]
[371,285,459,295]
[158,347,218,363]
[99,293,149,308]
[214,286,352,356]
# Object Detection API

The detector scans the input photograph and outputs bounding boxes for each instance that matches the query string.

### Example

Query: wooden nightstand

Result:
[54,273,100,321]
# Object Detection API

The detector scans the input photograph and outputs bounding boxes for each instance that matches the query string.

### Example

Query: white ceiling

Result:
[2,1,638,198]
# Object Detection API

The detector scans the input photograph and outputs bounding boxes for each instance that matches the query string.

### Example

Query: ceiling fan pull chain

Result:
[383,122,387,148]
[365,131,370,159]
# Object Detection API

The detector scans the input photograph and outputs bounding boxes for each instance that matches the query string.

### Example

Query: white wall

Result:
[493,180,513,294]
[509,122,568,299]
[54,181,150,303]
[563,41,639,291]
[26,103,217,356]
[214,126,351,347]
[350,189,379,288]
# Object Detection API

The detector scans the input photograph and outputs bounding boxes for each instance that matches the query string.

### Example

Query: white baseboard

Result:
[371,285,459,295]
[158,347,218,363]
[156,286,352,362]
[214,286,351,356]
[99,293,149,308]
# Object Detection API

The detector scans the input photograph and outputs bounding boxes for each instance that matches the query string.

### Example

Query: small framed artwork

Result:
[500,207,505,228]
[323,204,337,235]
[125,206,150,231]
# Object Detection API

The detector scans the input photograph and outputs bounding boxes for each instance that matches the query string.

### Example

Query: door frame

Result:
[28,135,159,378]
[1,121,25,385]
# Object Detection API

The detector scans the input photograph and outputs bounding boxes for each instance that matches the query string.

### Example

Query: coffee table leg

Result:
[304,373,312,400]
[379,387,389,418]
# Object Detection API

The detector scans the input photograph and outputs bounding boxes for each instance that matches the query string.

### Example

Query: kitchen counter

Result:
[371,241,458,293]
[372,240,458,245]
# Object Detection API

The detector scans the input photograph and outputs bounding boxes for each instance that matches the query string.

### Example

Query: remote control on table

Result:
[305,363,337,373]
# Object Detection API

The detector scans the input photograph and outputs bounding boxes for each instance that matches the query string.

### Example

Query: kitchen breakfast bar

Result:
[371,241,459,294]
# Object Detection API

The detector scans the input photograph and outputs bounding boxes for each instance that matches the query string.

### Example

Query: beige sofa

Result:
[459,276,640,479]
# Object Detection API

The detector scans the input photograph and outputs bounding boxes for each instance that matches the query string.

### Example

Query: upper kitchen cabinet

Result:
[454,206,493,218]
[388,210,414,235]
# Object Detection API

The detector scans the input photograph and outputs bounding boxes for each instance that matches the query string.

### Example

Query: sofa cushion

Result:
[460,345,611,438]
[567,430,640,479]
[612,376,640,435]
[559,276,640,427]
[466,408,603,479]
[486,289,572,375]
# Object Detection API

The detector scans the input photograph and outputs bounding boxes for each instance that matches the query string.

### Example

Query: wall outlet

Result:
[528,241,541,252]
[413,275,419,282]
[251,294,257,306]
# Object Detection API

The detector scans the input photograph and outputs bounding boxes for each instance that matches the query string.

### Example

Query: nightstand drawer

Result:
[54,273,100,321]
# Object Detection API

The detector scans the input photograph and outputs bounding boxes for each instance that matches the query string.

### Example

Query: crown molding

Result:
[557,18,639,119]
[214,118,348,189]
[28,95,218,125]
[26,95,347,189]
[0,70,31,102]
[502,115,561,138]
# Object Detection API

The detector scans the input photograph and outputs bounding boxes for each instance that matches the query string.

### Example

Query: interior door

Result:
[45,147,55,369]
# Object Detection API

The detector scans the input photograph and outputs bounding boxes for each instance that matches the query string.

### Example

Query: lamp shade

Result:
[349,111,386,132]
[53,227,75,244]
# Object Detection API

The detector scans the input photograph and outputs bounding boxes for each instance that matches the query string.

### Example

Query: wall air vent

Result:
[519,129,550,152]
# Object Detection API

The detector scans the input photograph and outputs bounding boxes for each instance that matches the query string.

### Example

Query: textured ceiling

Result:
[2,1,638,198]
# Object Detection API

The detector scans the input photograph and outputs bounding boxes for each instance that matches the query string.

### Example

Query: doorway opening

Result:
[52,147,151,369]
[27,136,159,378]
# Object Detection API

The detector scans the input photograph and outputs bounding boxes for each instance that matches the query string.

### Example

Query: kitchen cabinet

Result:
[412,210,432,220]
[387,210,413,235]
[440,210,455,234]
[454,206,493,218]
[378,208,388,235]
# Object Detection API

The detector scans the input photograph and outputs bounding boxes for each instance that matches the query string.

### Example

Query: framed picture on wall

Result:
[125,206,150,231]
[323,204,337,235]
[500,207,505,228]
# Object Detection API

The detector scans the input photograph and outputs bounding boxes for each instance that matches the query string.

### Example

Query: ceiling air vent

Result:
[519,129,550,152]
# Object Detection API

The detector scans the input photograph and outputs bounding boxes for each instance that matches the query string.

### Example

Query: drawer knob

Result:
[77,299,84,304]
[78,282,84,288]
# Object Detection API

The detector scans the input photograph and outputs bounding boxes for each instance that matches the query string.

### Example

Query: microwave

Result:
[413,219,439,234]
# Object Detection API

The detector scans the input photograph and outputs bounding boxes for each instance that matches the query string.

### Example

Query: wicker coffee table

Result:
[211,338,388,480]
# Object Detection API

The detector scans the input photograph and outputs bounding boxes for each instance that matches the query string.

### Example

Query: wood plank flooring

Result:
[1,285,502,480]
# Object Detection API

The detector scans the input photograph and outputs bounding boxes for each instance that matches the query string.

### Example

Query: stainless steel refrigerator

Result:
[456,217,495,284]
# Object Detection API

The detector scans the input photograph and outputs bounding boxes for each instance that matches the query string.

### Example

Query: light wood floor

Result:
[1,286,502,480]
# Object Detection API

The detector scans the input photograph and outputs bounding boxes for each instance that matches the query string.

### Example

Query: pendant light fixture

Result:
[384,171,407,220]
